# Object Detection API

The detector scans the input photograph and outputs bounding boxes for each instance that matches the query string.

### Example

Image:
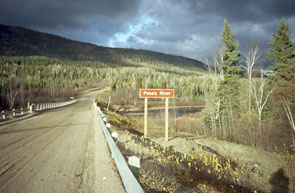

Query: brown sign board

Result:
[139,89,174,98]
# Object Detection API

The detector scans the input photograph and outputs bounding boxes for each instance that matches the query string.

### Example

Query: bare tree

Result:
[205,47,224,137]
[243,43,262,117]
[6,64,19,110]
[252,72,274,144]
[7,87,18,110]
[283,100,295,147]
[210,47,224,81]
[26,74,32,103]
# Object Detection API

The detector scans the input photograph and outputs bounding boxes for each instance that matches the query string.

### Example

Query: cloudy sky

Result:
[1,0,295,63]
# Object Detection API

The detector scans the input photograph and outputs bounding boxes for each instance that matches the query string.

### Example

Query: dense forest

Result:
[0,18,295,153]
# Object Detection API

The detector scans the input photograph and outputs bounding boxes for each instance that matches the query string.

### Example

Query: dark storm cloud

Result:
[1,0,295,62]
[0,0,141,45]
[186,0,295,23]
[119,0,295,61]
[0,0,140,28]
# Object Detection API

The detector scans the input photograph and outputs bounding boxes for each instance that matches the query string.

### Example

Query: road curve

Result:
[0,90,125,193]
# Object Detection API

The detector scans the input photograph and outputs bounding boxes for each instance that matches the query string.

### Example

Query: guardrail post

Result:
[13,109,16,116]
[2,111,5,119]
[30,105,33,113]
[21,108,24,115]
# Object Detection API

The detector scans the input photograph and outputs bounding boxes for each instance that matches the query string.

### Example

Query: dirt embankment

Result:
[98,98,295,193]
[112,130,294,193]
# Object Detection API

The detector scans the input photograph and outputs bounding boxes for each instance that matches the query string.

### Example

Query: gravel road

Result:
[0,90,126,193]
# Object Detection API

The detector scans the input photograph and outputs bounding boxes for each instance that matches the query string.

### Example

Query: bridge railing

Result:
[1,100,76,120]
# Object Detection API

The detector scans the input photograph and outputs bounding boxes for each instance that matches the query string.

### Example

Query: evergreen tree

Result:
[218,19,241,138]
[268,18,294,67]
[221,20,241,75]
[267,18,295,100]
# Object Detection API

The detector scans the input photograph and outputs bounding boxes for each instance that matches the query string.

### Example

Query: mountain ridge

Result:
[0,24,206,72]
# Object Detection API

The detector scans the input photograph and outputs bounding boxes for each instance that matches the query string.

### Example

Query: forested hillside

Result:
[0,24,206,72]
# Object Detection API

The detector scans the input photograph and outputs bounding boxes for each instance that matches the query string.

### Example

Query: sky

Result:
[1,0,295,63]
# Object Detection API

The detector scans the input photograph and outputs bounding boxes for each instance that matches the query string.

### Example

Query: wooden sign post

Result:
[139,89,174,141]
[144,98,148,138]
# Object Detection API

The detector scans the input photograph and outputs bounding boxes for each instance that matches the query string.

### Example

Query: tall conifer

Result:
[268,18,295,100]
[218,19,241,137]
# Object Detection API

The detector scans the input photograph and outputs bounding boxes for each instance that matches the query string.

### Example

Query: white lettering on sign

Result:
[140,89,174,98]
[143,91,157,96]
[160,91,170,96]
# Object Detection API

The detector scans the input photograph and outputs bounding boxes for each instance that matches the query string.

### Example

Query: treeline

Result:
[0,56,106,109]
[109,67,205,104]
[0,56,206,110]
[201,18,295,151]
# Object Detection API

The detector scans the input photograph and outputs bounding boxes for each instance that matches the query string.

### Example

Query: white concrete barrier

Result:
[2,111,5,119]
[111,131,118,139]
[128,156,140,168]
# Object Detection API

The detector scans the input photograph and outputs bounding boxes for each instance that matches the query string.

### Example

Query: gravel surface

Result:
[0,90,125,193]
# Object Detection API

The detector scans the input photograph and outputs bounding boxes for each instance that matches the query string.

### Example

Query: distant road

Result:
[0,90,125,193]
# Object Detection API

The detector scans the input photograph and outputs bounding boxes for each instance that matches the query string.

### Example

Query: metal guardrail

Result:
[95,104,144,193]
[1,100,77,120]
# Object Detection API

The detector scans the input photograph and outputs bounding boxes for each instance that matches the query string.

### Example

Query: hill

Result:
[0,24,206,72]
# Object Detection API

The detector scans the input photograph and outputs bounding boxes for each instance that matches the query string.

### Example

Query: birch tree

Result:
[252,72,274,144]
[243,43,261,116]
[6,64,19,109]
[283,100,295,148]
[205,47,224,137]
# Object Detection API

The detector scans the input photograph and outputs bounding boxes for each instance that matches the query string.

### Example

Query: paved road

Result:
[0,90,125,193]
